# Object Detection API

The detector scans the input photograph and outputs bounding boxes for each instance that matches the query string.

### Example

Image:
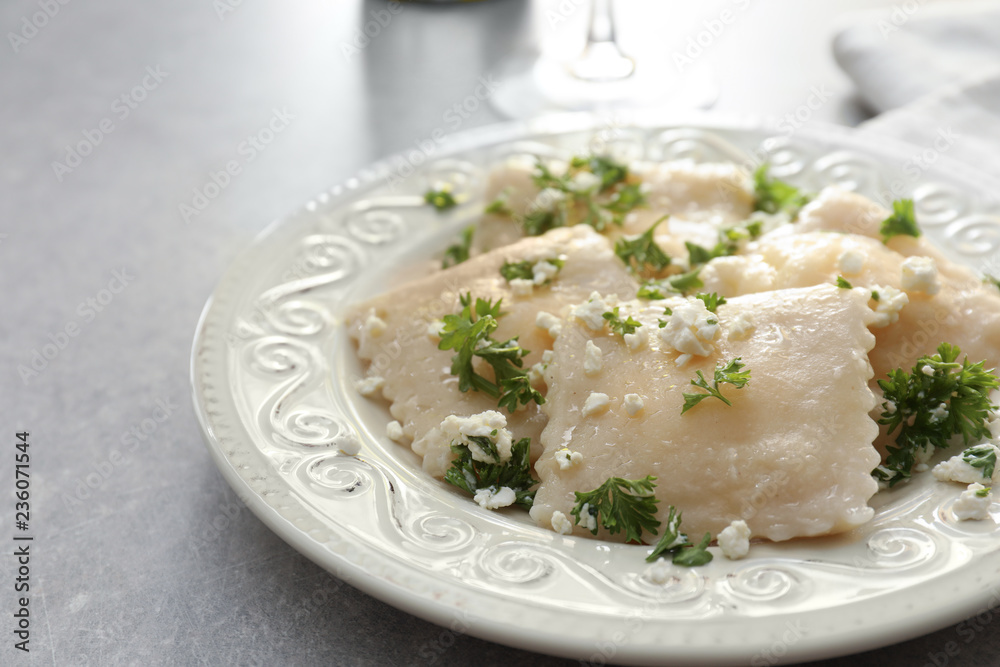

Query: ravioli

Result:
[348,225,638,476]
[531,284,881,542]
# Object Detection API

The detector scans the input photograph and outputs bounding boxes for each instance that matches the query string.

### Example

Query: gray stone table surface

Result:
[2,0,998,665]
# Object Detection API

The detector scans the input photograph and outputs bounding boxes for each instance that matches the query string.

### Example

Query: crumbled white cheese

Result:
[551,510,574,535]
[438,410,513,463]
[869,285,909,327]
[542,349,554,364]
[953,483,992,521]
[582,392,611,417]
[386,420,404,441]
[535,187,566,208]
[658,299,719,356]
[474,486,517,510]
[362,311,387,338]
[727,313,756,342]
[718,520,751,560]
[934,445,1000,484]
[426,319,445,339]
[645,559,673,585]
[355,375,385,397]
[583,340,603,376]
[921,364,936,377]
[913,443,936,466]
[335,433,362,456]
[571,292,613,331]
[623,393,644,416]
[929,402,949,423]
[624,326,648,352]
[837,248,866,275]
[901,256,940,295]
[555,448,583,470]
[527,361,547,386]
[570,171,601,192]
[533,259,561,285]
[579,503,598,531]
[535,311,562,338]
[509,278,534,297]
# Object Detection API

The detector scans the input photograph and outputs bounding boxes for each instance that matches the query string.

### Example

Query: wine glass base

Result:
[490,52,718,119]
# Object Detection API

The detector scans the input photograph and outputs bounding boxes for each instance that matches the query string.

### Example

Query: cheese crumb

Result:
[623,393,644,416]
[582,392,611,417]
[555,448,583,470]
[571,292,613,331]
[953,483,992,521]
[718,520,751,560]
[509,278,534,297]
[624,327,648,351]
[474,486,517,510]
[362,311,387,338]
[535,311,562,338]
[869,285,909,327]
[533,259,561,285]
[570,171,601,192]
[837,248,866,275]
[551,510,574,535]
[426,319,445,339]
[901,256,940,295]
[355,375,385,397]
[386,420,404,441]
[579,503,598,531]
[658,299,719,356]
[438,410,513,463]
[727,313,756,342]
[645,559,673,585]
[934,445,999,484]
[583,340,603,376]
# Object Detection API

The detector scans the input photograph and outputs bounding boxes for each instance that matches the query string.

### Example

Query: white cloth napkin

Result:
[833,0,1000,184]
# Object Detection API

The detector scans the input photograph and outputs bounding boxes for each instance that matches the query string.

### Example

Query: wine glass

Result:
[490,0,718,118]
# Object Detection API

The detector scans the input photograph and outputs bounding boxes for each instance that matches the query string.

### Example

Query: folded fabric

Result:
[834,0,1000,186]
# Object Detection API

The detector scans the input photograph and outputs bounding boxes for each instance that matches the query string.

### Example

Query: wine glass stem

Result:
[570,0,635,82]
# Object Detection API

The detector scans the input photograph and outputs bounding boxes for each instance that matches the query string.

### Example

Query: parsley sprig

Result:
[682,358,751,414]
[879,199,921,243]
[425,186,458,211]
[962,444,997,481]
[602,307,641,337]
[442,226,474,268]
[570,477,715,567]
[614,216,672,273]
[513,155,646,235]
[438,294,544,413]
[694,292,726,313]
[571,476,660,543]
[499,257,565,284]
[874,343,999,486]
[445,436,538,508]
[752,164,810,216]
[637,269,704,299]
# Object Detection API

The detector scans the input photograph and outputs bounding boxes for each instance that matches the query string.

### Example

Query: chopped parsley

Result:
[695,292,727,313]
[879,199,921,243]
[637,269,704,299]
[444,436,538,508]
[442,226,474,268]
[485,189,513,216]
[602,307,642,337]
[438,294,544,413]
[836,276,853,289]
[984,275,1000,292]
[685,240,734,268]
[645,506,712,566]
[962,444,997,481]
[752,164,810,216]
[499,257,565,284]
[682,358,751,414]
[517,155,644,235]
[571,476,660,543]
[976,487,991,498]
[424,186,458,211]
[874,343,999,486]
[614,217,671,273]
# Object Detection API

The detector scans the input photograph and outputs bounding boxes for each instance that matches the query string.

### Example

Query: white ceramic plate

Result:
[191,113,1000,666]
